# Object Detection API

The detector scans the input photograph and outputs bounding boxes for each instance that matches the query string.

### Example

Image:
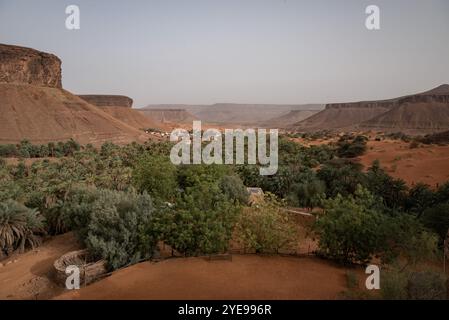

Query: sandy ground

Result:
[0,230,358,300]
[0,233,80,300]
[358,140,449,186]
[57,255,355,300]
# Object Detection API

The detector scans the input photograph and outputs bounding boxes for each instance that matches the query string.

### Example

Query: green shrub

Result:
[64,188,158,271]
[380,268,409,300]
[407,271,447,300]
[0,144,18,157]
[235,194,298,254]
[345,270,359,289]
[336,135,367,158]
[421,203,449,242]
[381,268,447,300]
[0,199,44,256]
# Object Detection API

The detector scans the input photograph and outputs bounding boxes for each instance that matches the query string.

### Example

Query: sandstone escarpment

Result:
[0,44,154,144]
[293,84,449,134]
[0,44,62,88]
[77,95,133,108]
[139,109,197,123]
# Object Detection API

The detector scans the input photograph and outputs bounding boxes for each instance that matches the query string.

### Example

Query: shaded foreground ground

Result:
[0,233,80,300]
[57,255,356,300]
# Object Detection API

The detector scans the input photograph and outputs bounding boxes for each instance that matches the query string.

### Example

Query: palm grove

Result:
[0,134,448,299]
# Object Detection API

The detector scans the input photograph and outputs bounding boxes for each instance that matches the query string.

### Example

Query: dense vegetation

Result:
[0,136,448,298]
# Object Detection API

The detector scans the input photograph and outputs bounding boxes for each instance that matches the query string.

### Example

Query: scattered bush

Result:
[336,135,367,158]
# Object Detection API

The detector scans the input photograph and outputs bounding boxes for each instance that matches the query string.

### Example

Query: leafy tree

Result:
[436,181,449,203]
[132,154,178,201]
[317,160,366,198]
[161,182,241,256]
[420,202,449,242]
[405,183,436,217]
[365,160,408,210]
[235,194,298,253]
[219,175,249,205]
[314,186,389,264]
[288,171,325,210]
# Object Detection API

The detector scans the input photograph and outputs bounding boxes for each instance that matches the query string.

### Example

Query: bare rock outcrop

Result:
[139,108,197,123]
[0,44,62,88]
[77,95,133,108]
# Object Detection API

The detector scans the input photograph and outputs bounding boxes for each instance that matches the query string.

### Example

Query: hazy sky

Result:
[1,0,448,107]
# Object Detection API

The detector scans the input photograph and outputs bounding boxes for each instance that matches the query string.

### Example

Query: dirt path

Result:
[57,255,357,300]
[0,232,80,300]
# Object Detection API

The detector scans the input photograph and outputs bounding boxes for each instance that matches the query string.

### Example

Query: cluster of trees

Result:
[0,139,81,158]
[335,135,368,158]
[1,136,448,298]
[0,141,254,269]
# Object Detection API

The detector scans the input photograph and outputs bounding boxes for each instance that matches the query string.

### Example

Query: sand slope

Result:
[292,106,389,131]
[100,106,159,130]
[0,84,150,145]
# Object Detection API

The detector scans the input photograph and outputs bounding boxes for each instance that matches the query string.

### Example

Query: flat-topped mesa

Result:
[325,100,398,110]
[326,85,449,110]
[0,43,62,88]
[77,95,134,108]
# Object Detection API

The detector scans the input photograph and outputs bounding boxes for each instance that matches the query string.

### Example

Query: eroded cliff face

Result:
[77,95,134,108]
[0,44,62,88]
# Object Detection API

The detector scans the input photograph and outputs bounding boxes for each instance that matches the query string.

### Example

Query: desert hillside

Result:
[138,108,197,124]
[361,84,449,134]
[77,95,159,130]
[0,44,150,145]
[0,84,149,145]
[293,85,449,134]
[142,103,324,126]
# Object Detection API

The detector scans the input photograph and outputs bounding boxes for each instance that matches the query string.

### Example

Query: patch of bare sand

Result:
[0,232,80,300]
[56,255,356,300]
[358,140,449,186]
